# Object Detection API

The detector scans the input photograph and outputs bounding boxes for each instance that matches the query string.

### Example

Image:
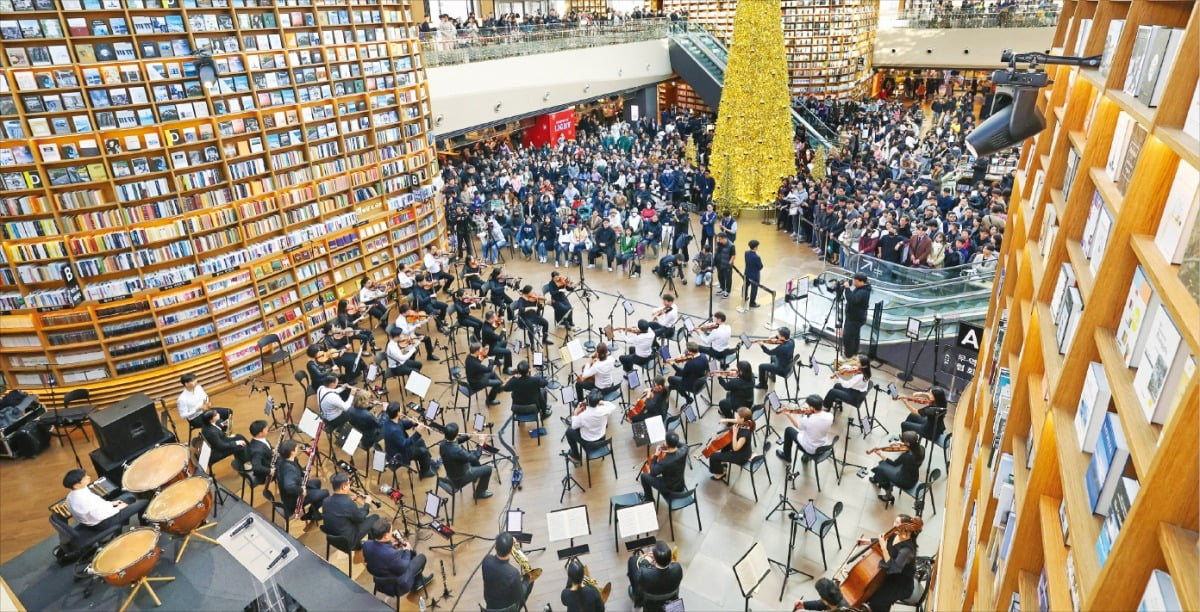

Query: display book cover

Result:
[1131,302,1193,425]
[1094,474,1138,566]
[1073,361,1111,454]
[1083,412,1129,516]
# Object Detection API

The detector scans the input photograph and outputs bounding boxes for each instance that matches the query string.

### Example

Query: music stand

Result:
[505,508,545,553]
[547,504,591,559]
[405,371,433,399]
[733,542,771,612]
[426,491,486,574]
[768,505,815,600]
[616,501,659,554]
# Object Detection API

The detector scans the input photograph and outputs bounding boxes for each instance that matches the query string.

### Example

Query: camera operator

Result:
[842,273,871,356]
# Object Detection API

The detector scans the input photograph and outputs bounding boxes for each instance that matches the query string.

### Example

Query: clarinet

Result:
[295,420,324,517]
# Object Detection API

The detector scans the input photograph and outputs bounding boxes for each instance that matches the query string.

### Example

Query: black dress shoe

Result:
[754,383,768,390]
[475,491,494,500]
[427,355,441,362]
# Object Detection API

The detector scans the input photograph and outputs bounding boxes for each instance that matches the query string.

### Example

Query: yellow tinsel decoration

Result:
[709,0,795,211]
[811,145,828,180]
[684,136,698,168]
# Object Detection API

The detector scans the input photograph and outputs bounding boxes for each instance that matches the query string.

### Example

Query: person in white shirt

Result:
[385,328,424,378]
[618,320,657,372]
[391,305,439,361]
[775,395,835,464]
[564,391,616,462]
[177,373,231,429]
[317,374,354,428]
[423,246,454,289]
[396,263,415,297]
[357,278,388,323]
[575,343,620,400]
[63,469,146,531]
[823,355,872,409]
[696,311,733,360]
[647,294,678,340]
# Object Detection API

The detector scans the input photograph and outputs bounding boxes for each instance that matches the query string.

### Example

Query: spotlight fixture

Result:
[543,92,551,101]
[925,49,933,54]
[964,49,970,54]
[194,48,218,90]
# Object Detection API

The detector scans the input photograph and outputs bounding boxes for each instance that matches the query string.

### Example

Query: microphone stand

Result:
[572,257,599,352]
[43,364,82,469]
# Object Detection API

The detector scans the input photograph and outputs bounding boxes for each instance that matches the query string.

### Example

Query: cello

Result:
[834,517,924,608]
[695,417,755,459]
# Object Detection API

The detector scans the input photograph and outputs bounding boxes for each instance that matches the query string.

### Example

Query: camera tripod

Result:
[806,279,845,370]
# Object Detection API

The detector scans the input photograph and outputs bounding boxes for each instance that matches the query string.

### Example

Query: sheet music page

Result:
[617,502,660,538]
[341,428,362,456]
[560,385,577,405]
[559,346,573,364]
[406,371,432,398]
[423,492,441,517]
[802,501,818,529]
[533,352,544,366]
[733,542,771,595]
[366,363,380,383]
[371,448,387,472]
[740,334,751,348]
[623,300,635,315]
[627,370,641,388]
[506,510,523,533]
[546,505,589,542]
[645,415,666,445]
[298,410,321,438]
[198,441,213,470]
[217,515,297,583]
[566,340,586,361]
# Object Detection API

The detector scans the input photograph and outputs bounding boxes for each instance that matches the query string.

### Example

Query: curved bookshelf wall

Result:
[0,0,443,407]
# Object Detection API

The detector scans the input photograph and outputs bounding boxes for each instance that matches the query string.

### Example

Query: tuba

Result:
[511,541,542,583]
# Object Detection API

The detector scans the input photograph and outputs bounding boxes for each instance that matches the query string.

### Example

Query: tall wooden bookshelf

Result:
[934,1,1198,611]
[0,0,443,407]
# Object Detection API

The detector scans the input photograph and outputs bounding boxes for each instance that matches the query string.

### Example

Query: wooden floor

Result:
[0,218,951,610]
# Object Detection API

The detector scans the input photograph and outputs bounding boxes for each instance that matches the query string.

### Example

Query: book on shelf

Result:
[1084,412,1130,516]
[1065,552,1080,612]
[1116,121,1148,195]
[1138,570,1182,612]
[1095,475,1139,567]
[1122,25,1153,98]
[1098,19,1125,78]
[1105,111,1134,182]
[1117,267,1160,367]
[1074,18,1092,57]
[1058,498,1069,544]
[1185,87,1199,141]
[1074,362,1112,453]
[1056,286,1083,355]
[1132,303,1188,424]
[1135,27,1185,108]
[1153,162,1199,265]
[1049,263,1076,326]
[1088,206,1113,275]
[1037,566,1049,612]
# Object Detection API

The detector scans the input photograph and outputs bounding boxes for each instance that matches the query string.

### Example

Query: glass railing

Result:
[791,103,840,146]
[421,18,670,67]
[838,249,996,289]
[884,7,1060,29]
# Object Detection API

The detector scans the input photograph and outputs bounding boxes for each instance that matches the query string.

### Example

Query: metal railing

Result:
[885,7,1060,29]
[421,18,672,67]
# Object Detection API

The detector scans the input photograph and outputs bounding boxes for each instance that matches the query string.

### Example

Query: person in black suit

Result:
[200,409,249,469]
[466,341,503,406]
[514,285,553,346]
[482,532,531,611]
[305,345,339,390]
[626,540,684,611]
[321,472,381,558]
[870,430,925,503]
[667,341,708,402]
[639,432,687,502]
[716,360,755,419]
[899,386,948,442]
[545,271,574,328]
[755,327,795,389]
[744,239,764,308]
[842,273,872,356]
[561,557,606,612]
[412,275,448,333]
[438,423,493,499]
[361,520,431,598]
[629,377,668,424]
[318,324,366,383]
[245,420,274,484]
[274,440,328,523]
[502,360,550,419]
[450,289,484,337]
[481,310,512,370]
[381,403,436,478]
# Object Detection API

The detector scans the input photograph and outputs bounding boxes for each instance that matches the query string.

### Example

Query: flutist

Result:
[362,521,433,597]
[322,472,382,564]
[317,374,355,429]
[439,423,494,500]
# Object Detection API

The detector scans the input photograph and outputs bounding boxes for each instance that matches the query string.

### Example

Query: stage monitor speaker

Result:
[89,392,165,461]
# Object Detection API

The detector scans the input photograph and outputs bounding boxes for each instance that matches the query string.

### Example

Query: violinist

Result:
[616,320,657,372]
[629,377,669,424]
[391,304,440,362]
[385,328,423,378]
[462,256,487,292]
[316,374,355,429]
[755,327,795,389]
[869,431,925,504]
[484,268,515,314]
[481,311,513,371]
[502,360,551,420]
[824,354,871,409]
[515,285,553,346]
[395,263,416,297]
[576,343,620,401]
[357,278,389,325]
[857,515,923,612]
[466,342,504,406]
[422,245,454,290]
[666,341,708,401]
[708,407,755,480]
[794,577,852,611]
[308,341,358,386]
[546,271,574,329]
[898,386,948,442]
[450,289,485,337]
[646,295,678,340]
[716,360,755,419]
[775,395,833,465]
[565,391,616,464]
[696,311,733,361]
[412,275,449,333]
[639,432,687,503]
[334,298,377,351]
[348,387,384,447]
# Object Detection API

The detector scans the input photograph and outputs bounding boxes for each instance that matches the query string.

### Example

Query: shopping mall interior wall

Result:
[874,27,1056,68]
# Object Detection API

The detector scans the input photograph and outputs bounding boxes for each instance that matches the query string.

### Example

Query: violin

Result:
[554,276,575,289]
[697,321,721,332]
[867,443,909,454]
[831,366,862,378]
[665,352,697,364]
[896,394,933,405]
[403,311,428,323]
[604,325,640,340]
[652,305,673,319]
[752,337,785,345]
[314,349,344,362]
[776,405,818,416]
[707,369,739,378]
[695,418,755,459]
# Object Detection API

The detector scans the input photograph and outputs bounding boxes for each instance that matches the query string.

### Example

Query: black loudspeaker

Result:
[89,392,165,461]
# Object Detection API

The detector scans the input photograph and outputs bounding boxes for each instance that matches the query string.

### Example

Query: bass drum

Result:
[7,421,51,458]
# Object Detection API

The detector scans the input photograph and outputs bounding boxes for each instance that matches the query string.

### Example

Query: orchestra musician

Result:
[794,577,852,611]
[334,298,376,351]
[755,327,795,389]
[869,431,925,503]
[391,304,440,362]
[357,278,389,325]
[462,255,487,292]
[666,341,708,401]
[898,386,948,442]
[484,268,516,314]
[274,439,328,525]
[481,311,513,371]
[319,323,366,382]
[716,360,755,419]
[626,540,684,611]
[177,372,232,431]
[546,271,575,329]
[646,295,678,340]
[515,285,554,346]
[316,374,354,429]
[708,407,755,480]
[466,342,504,406]
[422,245,454,290]
[562,557,606,612]
[348,388,384,447]
[412,275,449,333]
[200,408,251,469]
[362,521,433,599]
[639,432,687,502]
[824,354,871,409]
[385,327,424,378]
[382,404,437,479]
[696,311,733,361]
[856,515,924,612]
[63,468,147,532]
[395,262,416,297]
[575,343,620,401]
[322,472,383,563]
[246,420,274,485]
[306,345,353,388]
[439,423,493,499]
[629,377,669,424]
[775,395,834,465]
[483,532,533,610]
[616,320,657,373]
[450,289,485,337]
[503,360,551,420]
[565,391,616,464]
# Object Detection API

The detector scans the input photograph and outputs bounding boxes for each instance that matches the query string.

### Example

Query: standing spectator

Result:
[744,239,764,308]
[713,232,736,299]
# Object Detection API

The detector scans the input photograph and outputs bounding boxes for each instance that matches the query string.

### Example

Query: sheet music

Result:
[423,492,441,517]
[708,359,721,373]
[796,276,811,295]
[683,317,695,332]
[506,510,524,533]
[627,370,641,389]
[546,505,590,542]
[767,391,781,411]
[341,428,362,456]
[617,502,659,538]
[198,441,213,470]
[659,345,672,360]
[473,413,486,432]
[645,415,666,445]
[298,410,321,439]
[406,371,432,398]
[797,501,819,529]
[424,400,440,421]
[511,338,524,353]
[622,300,635,315]
[740,333,752,349]
[533,352,544,366]
[683,403,698,423]
[371,449,387,472]
[560,386,577,405]
[565,340,587,361]
[365,363,380,383]
[733,542,771,597]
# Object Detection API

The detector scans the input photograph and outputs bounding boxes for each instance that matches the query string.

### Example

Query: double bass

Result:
[834,518,924,607]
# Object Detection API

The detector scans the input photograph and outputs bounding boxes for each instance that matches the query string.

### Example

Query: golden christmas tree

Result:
[709,0,795,210]
[684,135,698,168]
[811,145,828,180]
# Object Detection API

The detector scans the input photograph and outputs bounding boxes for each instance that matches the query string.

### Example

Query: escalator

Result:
[667,27,836,149]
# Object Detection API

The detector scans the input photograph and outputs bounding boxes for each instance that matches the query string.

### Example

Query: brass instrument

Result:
[511,541,542,583]
[582,566,612,603]
[635,545,680,569]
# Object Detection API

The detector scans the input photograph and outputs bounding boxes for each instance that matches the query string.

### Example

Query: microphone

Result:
[231,515,254,537]
[266,546,292,570]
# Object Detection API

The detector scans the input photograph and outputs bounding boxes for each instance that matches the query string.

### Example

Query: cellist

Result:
[707,407,755,481]
[628,377,669,424]
[638,432,687,503]
[853,515,923,612]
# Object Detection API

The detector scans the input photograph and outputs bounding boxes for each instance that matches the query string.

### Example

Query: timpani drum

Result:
[89,527,162,588]
[144,477,213,536]
[122,444,194,495]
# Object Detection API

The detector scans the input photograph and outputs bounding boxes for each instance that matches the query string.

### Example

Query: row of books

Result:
[1120,24,1185,109]
[4,0,307,9]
